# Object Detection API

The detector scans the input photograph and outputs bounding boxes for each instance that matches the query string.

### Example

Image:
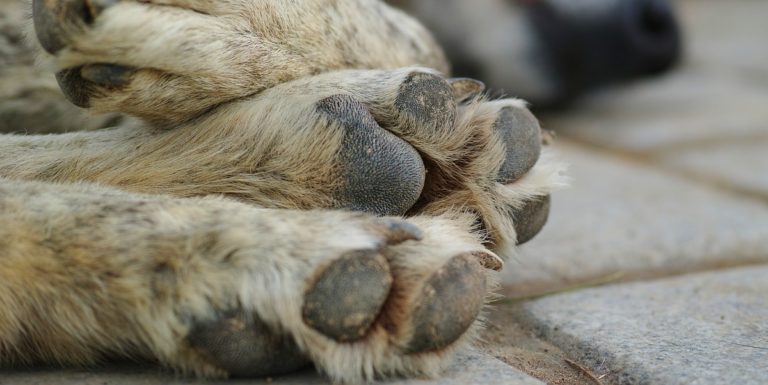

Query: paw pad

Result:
[188,312,309,377]
[495,106,542,184]
[513,195,551,245]
[405,253,486,353]
[395,72,457,135]
[80,64,136,87]
[302,250,392,342]
[318,94,426,216]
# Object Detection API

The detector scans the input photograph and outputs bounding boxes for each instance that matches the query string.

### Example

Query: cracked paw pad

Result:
[405,253,487,353]
[318,94,426,216]
[80,64,136,87]
[188,312,309,377]
[395,72,457,134]
[302,250,393,342]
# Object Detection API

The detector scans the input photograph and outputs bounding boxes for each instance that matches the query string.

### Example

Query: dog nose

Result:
[33,0,119,54]
[624,0,681,76]
[528,0,681,103]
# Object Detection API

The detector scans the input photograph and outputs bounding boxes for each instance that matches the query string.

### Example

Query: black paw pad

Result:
[188,312,309,377]
[33,0,73,54]
[406,254,486,353]
[395,72,457,134]
[33,0,119,54]
[55,68,93,107]
[81,64,135,87]
[495,106,542,184]
[318,94,426,216]
[302,250,392,342]
[513,195,551,245]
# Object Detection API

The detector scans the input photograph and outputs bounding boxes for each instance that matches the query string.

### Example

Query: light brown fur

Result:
[0,0,567,382]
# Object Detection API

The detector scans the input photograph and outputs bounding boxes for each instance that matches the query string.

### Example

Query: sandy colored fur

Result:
[0,0,567,382]
[0,177,496,381]
[0,68,566,235]
[35,0,448,125]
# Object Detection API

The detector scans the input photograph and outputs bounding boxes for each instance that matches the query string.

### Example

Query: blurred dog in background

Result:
[390,0,682,108]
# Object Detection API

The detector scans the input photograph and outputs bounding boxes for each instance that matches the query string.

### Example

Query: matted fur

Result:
[0,0,568,382]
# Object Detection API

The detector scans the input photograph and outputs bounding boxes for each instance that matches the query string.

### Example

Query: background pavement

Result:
[487,1,768,383]
[2,0,765,384]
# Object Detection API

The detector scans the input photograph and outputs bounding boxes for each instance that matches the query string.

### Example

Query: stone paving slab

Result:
[543,69,768,152]
[517,265,768,385]
[500,142,768,297]
[0,349,543,385]
[658,138,768,197]
[677,0,768,77]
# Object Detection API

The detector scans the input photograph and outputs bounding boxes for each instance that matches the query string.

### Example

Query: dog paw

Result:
[32,0,446,125]
[373,70,566,253]
[166,209,495,382]
[298,68,568,254]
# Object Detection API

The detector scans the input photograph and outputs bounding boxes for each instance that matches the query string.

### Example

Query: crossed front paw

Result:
[32,0,446,124]
[286,68,567,253]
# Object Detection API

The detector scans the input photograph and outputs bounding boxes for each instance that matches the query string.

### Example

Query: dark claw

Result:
[318,94,426,216]
[188,311,310,377]
[405,254,486,353]
[495,106,542,184]
[471,250,504,271]
[375,219,424,245]
[85,0,120,21]
[448,78,486,102]
[513,195,551,245]
[302,250,392,342]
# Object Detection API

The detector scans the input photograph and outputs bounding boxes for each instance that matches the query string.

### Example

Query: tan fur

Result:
[36,0,448,126]
[0,178,494,381]
[0,0,567,382]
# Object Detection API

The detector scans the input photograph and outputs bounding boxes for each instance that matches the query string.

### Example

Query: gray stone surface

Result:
[659,139,768,196]
[518,265,768,385]
[0,349,543,385]
[543,71,768,152]
[501,142,768,296]
[678,0,768,77]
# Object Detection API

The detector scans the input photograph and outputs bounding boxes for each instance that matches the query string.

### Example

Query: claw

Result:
[85,0,121,21]
[471,250,504,271]
[374,219,424,245]
[448,78,486,102]
[384,220,424,244]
